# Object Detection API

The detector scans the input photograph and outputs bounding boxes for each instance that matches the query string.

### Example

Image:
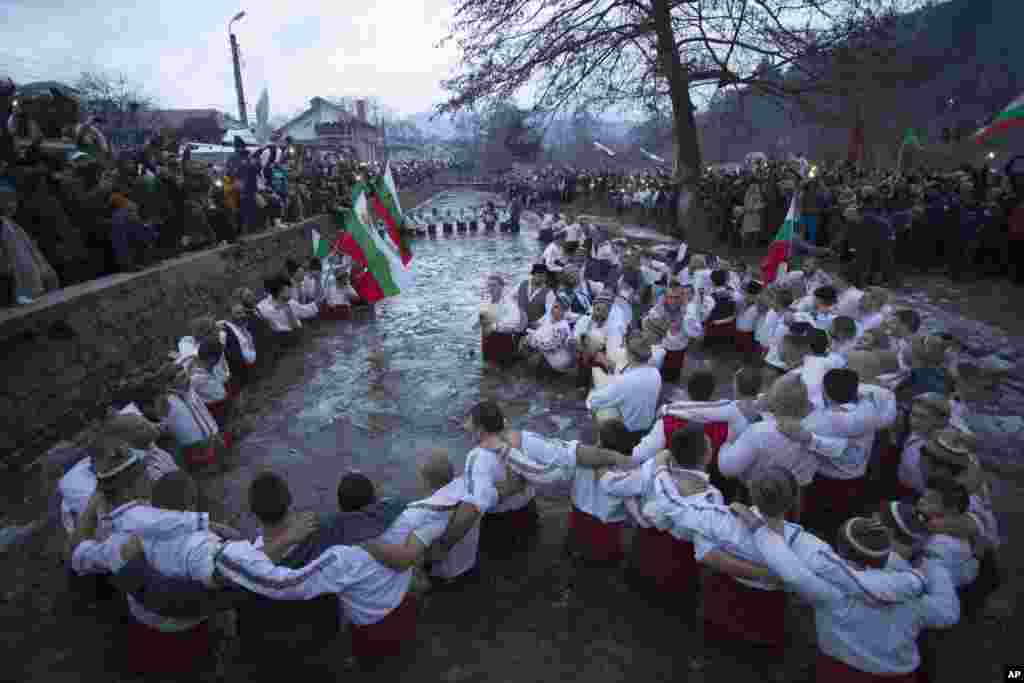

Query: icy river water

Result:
[199,188,1024,535]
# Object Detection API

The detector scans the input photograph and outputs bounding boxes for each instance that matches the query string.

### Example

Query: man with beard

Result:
[575,291,614,385]
[642,281,704,382]
[515,264,557,330]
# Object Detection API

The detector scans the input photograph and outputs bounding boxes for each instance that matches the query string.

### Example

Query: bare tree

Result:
[75,70,156,127]
[438,0,925,235]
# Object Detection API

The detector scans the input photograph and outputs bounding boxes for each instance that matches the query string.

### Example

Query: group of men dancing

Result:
[54,209,1003,682]
[474,212,1003,682]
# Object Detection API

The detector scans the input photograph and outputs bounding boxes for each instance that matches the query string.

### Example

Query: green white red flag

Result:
[369,162,413,265]
[760,194,799,284]
[331,187,412,303]
[312,228,331,259]
[973,92,1024,143]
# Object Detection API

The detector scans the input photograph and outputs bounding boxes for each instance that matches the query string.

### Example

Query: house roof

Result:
[273,97,377,137]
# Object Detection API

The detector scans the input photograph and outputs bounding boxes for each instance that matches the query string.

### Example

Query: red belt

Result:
[815,652,921,683]
[633,526,697,590]
[703,570,787,649]
[350,593,418,661]
[569,506,624,564]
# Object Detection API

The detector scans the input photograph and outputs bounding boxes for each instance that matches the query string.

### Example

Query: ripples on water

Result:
[216,190,1024,532]
[221,192,595,529]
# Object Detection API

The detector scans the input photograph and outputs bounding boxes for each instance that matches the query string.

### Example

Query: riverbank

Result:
[2,192,1021,683]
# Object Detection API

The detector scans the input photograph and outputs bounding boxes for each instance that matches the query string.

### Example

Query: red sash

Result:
[569,506,624,564]
[481,330,517,363]
[124,620,212,675]
[803,476,867,531]
[350,593,418,661]
[735,330,757,353]
[702,570,787,650]
[633,526,697,590]
[321,303,352,320]
[815,652,920,683]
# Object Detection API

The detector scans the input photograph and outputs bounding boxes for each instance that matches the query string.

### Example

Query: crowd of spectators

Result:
[0,101,454,307]
[499,158,1024,289]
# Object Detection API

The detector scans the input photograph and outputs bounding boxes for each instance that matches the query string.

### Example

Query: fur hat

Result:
[925,428,976,467]
[92,438,146,481]
[838,517,892,563]
[878,501,929,544]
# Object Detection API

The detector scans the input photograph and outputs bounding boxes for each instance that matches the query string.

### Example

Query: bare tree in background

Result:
[75,70,155,127]
[438,0,925,235]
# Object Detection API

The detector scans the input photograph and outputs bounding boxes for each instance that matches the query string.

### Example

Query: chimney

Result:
[356,99,368,123]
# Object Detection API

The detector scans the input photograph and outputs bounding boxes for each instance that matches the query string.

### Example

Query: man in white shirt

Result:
[642,281,703,382]
[480,274,525,363]
[574,291,614,385]
[431,402,538,561]
[541,233,569,276]
[522,300,576,373]
[793,368,898,534]
[515,264,557,330]
[587,334,663,448]
[361,450,482,589]
[733,506,959,682]
[601,424,769,619]
[256,276,304,335]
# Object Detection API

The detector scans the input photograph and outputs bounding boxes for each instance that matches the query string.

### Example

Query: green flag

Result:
[903,128,923,149]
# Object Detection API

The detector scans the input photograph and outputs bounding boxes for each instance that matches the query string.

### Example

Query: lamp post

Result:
[229,11,249,127]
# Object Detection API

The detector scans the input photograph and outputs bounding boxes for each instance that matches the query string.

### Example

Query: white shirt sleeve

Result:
[586,376,628,413]
[752,526,842,606]
[216,542,356,600]
[630,420,666,465]
[71,535,129,575]
[717,426,760,480]
[600,458,656,498]
[460,450,501,513]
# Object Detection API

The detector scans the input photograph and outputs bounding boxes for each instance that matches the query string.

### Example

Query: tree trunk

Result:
[651,0,705,239]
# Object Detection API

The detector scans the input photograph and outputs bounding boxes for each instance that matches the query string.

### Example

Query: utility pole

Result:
[229,11,249,127]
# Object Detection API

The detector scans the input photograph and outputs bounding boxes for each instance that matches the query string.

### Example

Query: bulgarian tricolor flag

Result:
[369,162,413,265]
[312,228,331,259]
[332,187,413,303]
[760,194,800,284]
[973,92,1024,144]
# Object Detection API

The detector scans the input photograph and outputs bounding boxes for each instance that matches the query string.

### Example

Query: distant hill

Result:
[406,111,459,140]
[698,0,1024,165]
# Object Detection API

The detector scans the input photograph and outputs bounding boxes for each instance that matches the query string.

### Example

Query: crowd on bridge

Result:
[53,156,1011,681]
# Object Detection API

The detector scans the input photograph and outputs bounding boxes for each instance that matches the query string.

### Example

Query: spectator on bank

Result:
[110,196,157,272]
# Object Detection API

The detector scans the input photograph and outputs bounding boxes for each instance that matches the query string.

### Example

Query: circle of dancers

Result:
[59,213,1004,682]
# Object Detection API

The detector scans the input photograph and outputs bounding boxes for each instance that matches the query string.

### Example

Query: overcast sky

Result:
[0,1,461,119]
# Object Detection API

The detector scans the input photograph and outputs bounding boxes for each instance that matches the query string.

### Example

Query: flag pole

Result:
[897,139,906,175]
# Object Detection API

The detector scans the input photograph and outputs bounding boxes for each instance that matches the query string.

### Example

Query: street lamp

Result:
[228,11,249,127]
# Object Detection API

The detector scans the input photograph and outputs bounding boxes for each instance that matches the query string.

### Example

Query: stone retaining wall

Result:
[0,215,340,465]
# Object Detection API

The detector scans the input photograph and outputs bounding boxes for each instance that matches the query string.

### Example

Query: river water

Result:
[213,190,604,532]
[197,188,1024,535]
